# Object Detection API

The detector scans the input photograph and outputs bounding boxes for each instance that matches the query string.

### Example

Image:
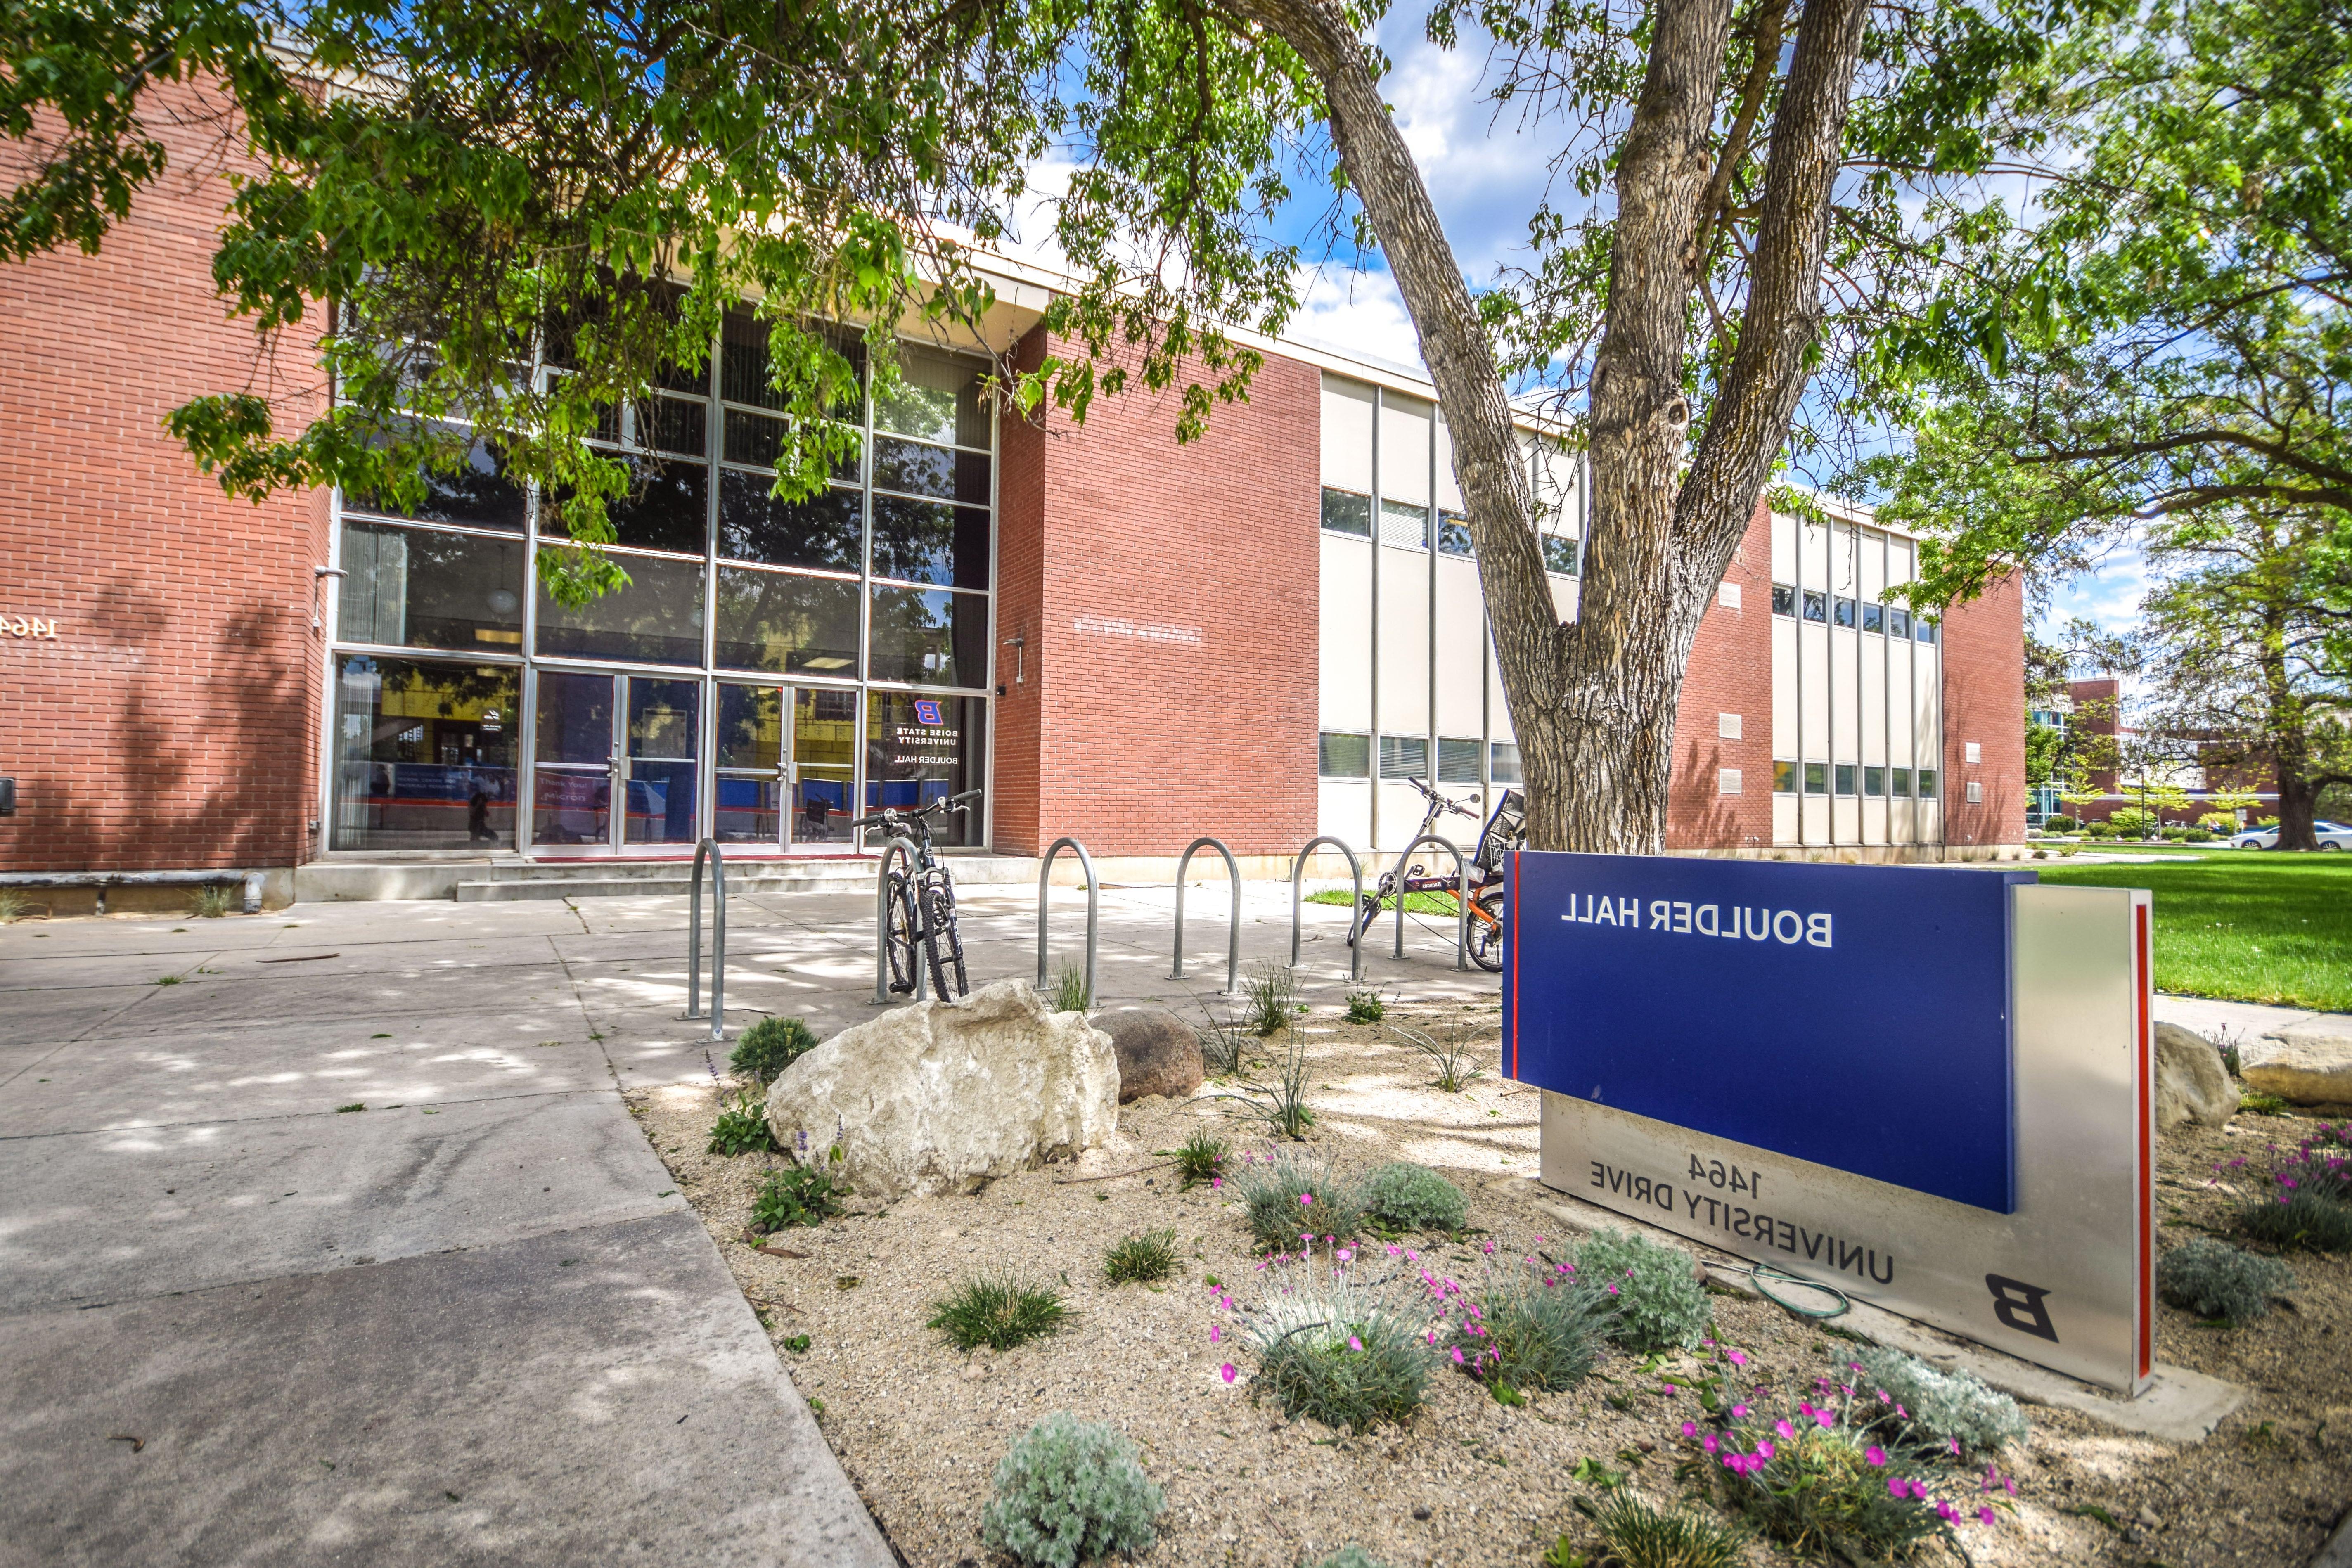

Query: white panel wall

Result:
[1377,547,1429,734]
[1772,616,1797,759]
[1434,554,1484,738]
[1319,533,1373,730]
[1318,779,1372,849]
[1322,379,1375,493]
[1434,417,1464,512]
[1487,623,1514,743]
[1380,397,1432,506]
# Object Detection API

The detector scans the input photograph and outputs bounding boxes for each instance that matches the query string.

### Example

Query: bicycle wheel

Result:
[921,876,969,999]
[1468,887,1506,973]
[883,871,921,995]
[1347,874,1395,948]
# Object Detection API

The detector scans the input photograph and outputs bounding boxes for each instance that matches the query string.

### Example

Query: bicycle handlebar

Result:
[1407,775,1481,818]
[847,792,981,835]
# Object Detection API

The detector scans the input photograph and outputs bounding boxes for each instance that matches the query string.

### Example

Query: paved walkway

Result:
[0,881,1466,1566]
[2,877,2333,1564]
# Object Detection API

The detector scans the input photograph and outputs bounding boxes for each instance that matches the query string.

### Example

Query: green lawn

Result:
[2032,851,2352,1012]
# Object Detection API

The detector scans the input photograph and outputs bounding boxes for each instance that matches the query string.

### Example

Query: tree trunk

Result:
[2259,616,2321,851]
[1227,0,1872,854]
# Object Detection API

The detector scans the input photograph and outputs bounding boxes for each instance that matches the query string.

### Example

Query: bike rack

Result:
[1168,836,1241,993]
[685,838,727,1040]
[1036,837,1099,1005]
[872,836,928,1005]
[1386,832,1473,971]
[1288,836,1365,982]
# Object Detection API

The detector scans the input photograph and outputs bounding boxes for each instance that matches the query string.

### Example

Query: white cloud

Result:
[2037,539,2146,642]
[1286,262,1426,374]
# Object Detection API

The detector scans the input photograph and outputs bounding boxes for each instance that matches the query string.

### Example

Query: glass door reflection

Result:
[624,678,700,845]
[713,682,786,849]
[711,683,858,851]
[791,687,857,846]
[532,670,617,847]
[532,670,701,850]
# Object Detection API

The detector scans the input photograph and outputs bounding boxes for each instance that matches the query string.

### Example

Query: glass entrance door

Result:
[531,670,701,851]
[712,683,859,852]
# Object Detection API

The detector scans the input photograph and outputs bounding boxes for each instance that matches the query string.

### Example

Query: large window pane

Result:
[718,472,862,572]
[869,586,987,687]
[1490,742,1521,785]
[1438,510,1473,557]
[715,682,782,770]
[1319,732,1369,777]
[721,311,863,414]
[871,495,989,589]
[598,457,709,555]
[1380,734,1429,779]
[339,522,525,651]
[1321,488,1370,537]
[875,347,990,448]
[331,655,518,850]
[535,552,706,665]
[872,436,990,505]
[349,422,527,531]
[724,409,858,482]
[1379,499,1428,549]
[865,692,986,845]
[713,567,861,675]
[535,670,614,763]
[1438,737,1483,784]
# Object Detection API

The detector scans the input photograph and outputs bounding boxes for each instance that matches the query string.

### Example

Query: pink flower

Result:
[1702,1435,1719,1454]
[1865,1446,1888,1467]
[1210,1177,1222,1189]
[1220,1364,1236,1383]
[1450,1347,1465,1365]
[1754,1440,1775,1461]
[1978,1506,1997,1526]
[1937,1501,1959,1523]
[1947,1438,1961,1456]
[1888,1477,1908,1499]
[1682,1422,1698,1438]
[1726,1350,1748,1367]
[1338,1248,1353,1262]
[1731,1404,1749,1419]
[1348,1336,1362,1352]
[1775,1420,1795,1440]
[1299,1193,1314,1207]
[1210,1325,1222,1344]
[1721,1453,1741,1472]
[1814,1406,1835,1429]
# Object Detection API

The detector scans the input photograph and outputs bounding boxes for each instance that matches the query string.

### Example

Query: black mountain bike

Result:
[1346,775,1526,972]
[849,789,980,1000]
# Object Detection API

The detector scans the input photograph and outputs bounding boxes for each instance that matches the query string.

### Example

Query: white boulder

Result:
[763,978,1120,1200]
[2242,1030,2352,1107]
[2152,1022,2234,1131]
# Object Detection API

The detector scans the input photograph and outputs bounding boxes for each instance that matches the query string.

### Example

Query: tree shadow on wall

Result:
[1665,739,1750,850]
[25,579,307,872]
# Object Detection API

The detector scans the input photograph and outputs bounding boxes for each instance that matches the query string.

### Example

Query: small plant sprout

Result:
[1343,987,1387,1025]
[1046,962,1092,1014]
[1310,1549,1388,1568]
[729,1015,818,1086]
[708,1091,781,1156]
[0,888,30,922]
[929,1277,1068,1352]
[1194,1010,1248,1077]
[1240,960,1302,1037]
[1587,1490,1746,1568]
[1104,1228,1179,1285]
[192,883,239,918]
[1214,1029,1317,1139]
[750,1155,847,1232]
[1172,1128,1229,1189]
[982,1413,1163,1568]
[1386,1017,1486,1092]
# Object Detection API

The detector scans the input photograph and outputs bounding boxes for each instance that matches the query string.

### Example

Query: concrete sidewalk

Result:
[0,879,1472,1567]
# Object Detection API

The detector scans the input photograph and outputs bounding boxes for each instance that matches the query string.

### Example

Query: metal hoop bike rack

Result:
[685,838,728,1040]
[871,835,928,1005]
[1385,832,1473,971]
[1036,837,1099,1005]
[1168,836,1241,993]
[1288,835,1365,982]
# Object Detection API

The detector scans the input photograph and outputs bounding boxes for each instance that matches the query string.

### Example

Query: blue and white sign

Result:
[1505,853,2032,1213]
[1506,851,2158,1396]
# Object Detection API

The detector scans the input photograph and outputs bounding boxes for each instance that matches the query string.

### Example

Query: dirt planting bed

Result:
[625,1004,2351,1567]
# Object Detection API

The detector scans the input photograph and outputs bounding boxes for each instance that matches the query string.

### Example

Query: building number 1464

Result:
[1689,1155,1765,1199]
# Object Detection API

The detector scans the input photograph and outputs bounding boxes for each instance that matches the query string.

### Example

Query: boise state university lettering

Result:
[1560,894,1833,947]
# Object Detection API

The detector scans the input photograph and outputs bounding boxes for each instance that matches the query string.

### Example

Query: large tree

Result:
[5,0,2069,851]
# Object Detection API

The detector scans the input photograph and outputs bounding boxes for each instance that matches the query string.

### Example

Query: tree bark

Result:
[1226,0,1874,855]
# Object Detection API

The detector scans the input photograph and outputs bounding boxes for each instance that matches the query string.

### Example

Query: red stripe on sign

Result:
[2136,900,2154,1381]
[1509,848,1521,1081]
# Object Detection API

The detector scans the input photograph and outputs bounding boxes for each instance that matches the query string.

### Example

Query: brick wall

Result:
[992,330,1321,856]
[1942,573,2026,846]
[1666,499,1775,850]
[0,82,327,873]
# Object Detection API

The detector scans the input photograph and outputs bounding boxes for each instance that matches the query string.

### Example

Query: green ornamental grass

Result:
[2158,1237,2296,1323]
[2233,1186,2352,1253]
[1247,1277,1434,1432]
[1233,1155,1363,1251]
[1589,1491,1745,1568]
[1103,1229,1178,1285]
[730,1015,819,1086]
[1172,1128,1229,1188]
[929,1277,1068,1351]
[1575,1229,1712,1354]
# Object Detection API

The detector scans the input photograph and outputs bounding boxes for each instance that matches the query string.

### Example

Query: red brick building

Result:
[0,104,2025,900]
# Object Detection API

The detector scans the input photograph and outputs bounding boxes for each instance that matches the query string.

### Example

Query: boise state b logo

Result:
[913,700,943,725]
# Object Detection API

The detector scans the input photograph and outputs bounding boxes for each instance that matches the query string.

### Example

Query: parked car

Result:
[2227,820,2352,850]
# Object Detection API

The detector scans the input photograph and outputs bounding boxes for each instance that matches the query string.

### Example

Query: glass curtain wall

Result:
[328,306,994,853]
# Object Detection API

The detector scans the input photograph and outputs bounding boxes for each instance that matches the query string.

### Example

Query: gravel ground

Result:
[627,1004,2352,1568]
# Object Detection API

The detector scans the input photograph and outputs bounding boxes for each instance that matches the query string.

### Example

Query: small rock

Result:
[2241,1030,2352,1106]
[1412,1506,1432,1521]
[2154,1022,2234,1130]
[1095,1008,1206,1103]
[2137,1506,2160,1529]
